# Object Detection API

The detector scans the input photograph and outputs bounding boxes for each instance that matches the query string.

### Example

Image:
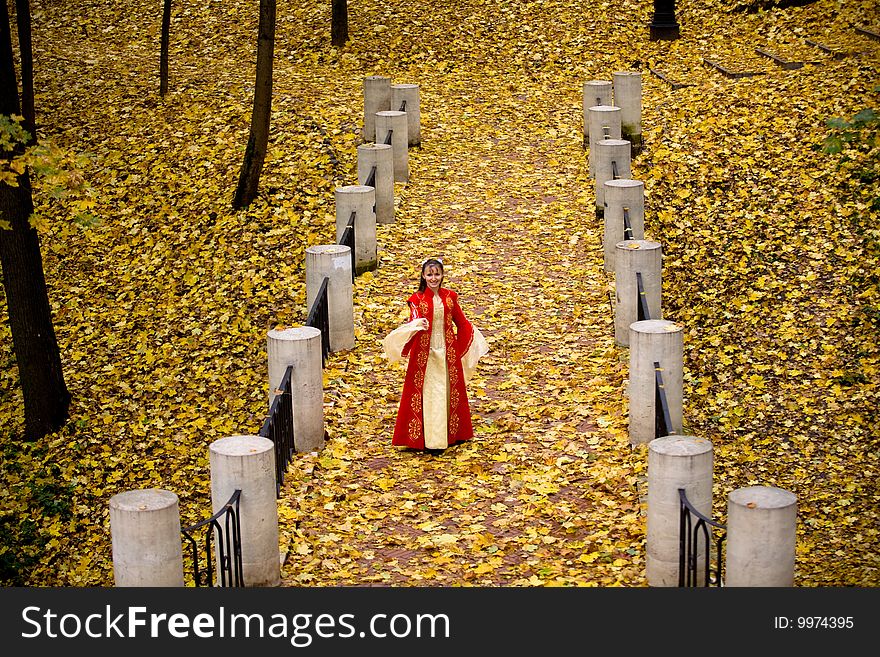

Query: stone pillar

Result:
[376,110,409,182]
[594,138,631,220]
[357,143,394,225]
[582,79,613,147]
[613,71,643,155]
[209,435,280,587]
[604,178,645,271]
[306,245,354,352]
[726,486,797,587]
[109,489,184,587]
[363,75,391,142]
[334,184,376,274]
[628,319,683,445]
[588,105,622,177]
[267,327,324,453]
[615,240,662,346]
[391,83,421,146]
[647,435,713,586]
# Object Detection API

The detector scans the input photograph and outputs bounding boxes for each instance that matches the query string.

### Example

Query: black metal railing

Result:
[364,164,377,188]
[383,129,393,145]
[181,489,244,587]
[259,364,295,496]
[636,272,651,322]
[612,160,619,180]
[399,100,407,112]
[632,269,672,440]
[654,361,674,439]
[338,210,356,282]
[678,488,726,587]
[306,276,331,366]
[623,207,634,240]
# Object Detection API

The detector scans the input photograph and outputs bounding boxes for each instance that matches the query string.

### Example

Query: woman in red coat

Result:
[383,258,488,454]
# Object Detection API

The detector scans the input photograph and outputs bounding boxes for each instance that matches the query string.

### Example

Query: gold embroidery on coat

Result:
[409,417,421,442]
[450,387,460,410]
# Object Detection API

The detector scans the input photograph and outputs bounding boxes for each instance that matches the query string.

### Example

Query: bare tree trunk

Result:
[331,0,348,48]
[232,0,275,209]
[160,0,172,96]
[1,0,70,440]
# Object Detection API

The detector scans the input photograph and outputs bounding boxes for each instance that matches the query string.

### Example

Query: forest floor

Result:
[0,0,877,587]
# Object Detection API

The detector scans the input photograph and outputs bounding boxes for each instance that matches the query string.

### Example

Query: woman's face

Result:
[424,265,443,292]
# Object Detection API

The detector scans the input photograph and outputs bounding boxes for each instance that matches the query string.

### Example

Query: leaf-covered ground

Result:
[0,0,877,586]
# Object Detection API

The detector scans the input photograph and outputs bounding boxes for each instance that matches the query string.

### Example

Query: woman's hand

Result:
[417,318,429,331]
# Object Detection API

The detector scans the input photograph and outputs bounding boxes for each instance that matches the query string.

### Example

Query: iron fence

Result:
[181,489,244,587]
[654,361,674,439]
[678,488,726,587]
[259,364,295,496]
[338,210,356,282]
[306,276,331,366]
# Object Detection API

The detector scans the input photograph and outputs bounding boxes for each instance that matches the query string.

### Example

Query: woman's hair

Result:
[417,258,444,292]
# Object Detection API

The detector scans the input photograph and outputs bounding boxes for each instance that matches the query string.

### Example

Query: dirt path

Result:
[278,71,647,586]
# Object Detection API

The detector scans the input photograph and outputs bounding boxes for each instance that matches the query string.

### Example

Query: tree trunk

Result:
[1,0,70,440]
[331,0,348,48]
[14,0,34,139]
[232,0,275,209]
[159,0,172,96]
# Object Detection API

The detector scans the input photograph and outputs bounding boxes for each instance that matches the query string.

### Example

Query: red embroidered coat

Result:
[391,287,476,449]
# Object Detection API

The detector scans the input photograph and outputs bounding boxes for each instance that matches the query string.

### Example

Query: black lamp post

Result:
[650,0,680,41]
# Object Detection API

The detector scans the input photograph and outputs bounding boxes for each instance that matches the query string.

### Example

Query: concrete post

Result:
[209,435,280,587]
[628,319,683,445]
[595,139,631,220]
[267,327,324,453]
[604,179,645,271]
[376,110,409,182]
[109,489,185,586]
[582,80,612,148]
[363,75,391,142]
[335,184,376,275]
[306,245,354,352]
[613,71,643,155]
[615,240,662,346]
[357,143,394,225]
[588,105,622,177]
[725,486,797,587]
[391,83,421,146]
[647,435,714,586]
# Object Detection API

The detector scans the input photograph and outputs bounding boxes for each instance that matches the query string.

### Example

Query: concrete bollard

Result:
[209,435,280,587]
[615,240,662,346]
[376,110,409,182]
[391,83,421,146]
[594,138,631,220]
[357,143,394,225]
[647,435,714,586]
[267,327,324,453]
[588,105,621,177]
[109,488,185,587]
[582,80,613,148]
[725,486,797,587]
[604,178,645,271]
[628,319,683,445]
[306,245,354,352]
[334,184,376,275]
[363,75,391,142]
[613,71,643,155]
